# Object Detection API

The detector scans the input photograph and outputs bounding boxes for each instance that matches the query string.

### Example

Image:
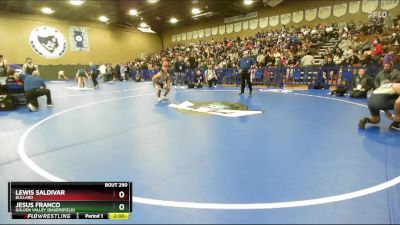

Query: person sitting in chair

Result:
[374,63,400,88]
[194,70,204,88]
[205,64,218,88]
[350,68,373,98]
[13,70,53,112]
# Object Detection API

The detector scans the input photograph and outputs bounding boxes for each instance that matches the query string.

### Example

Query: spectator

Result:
[383,49,396,66]
[374,63,400,88]
[120,63,128,81]
[13,70,53,112]
[301,51,314,80]
[205,64,218,88]
[99,63,107,82]
[301,51,314,67]
[257,51,266,67]
[22,57,39,75]
[350,68,373,98]
[106,64,114,82]
[89,62,99,88]
[373,38,383,56]
[333,52,345,65]
[194,70,204,88]
[323,56,336,82]
[174,55,186,87]
[114,63,121,81]
[0,54,8,77]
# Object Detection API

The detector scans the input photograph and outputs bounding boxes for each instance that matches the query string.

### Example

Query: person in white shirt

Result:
[98,64,107,82]
[301,52,314,67]
[205,64,218,88]
[120,64,127,81]
[257,52,266,67]
[333,53,344,65]
[301,52,314,82]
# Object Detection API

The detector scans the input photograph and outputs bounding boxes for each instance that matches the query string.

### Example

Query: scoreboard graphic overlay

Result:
[8,182,132,220]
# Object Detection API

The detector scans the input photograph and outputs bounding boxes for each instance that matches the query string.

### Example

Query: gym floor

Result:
[1,81,399,224]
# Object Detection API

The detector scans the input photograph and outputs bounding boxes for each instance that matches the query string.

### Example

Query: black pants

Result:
[208,78,217,87]
[350,90,367,98]
[25,88,52,108]
[92,73,98,86]
[368,93,397,117]
[240,71,252,93]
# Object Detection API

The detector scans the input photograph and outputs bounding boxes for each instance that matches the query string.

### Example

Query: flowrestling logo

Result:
[169,101,263,117]
[29,26,67,59]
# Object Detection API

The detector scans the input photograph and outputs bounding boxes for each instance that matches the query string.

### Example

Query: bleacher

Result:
[129,64,399,90]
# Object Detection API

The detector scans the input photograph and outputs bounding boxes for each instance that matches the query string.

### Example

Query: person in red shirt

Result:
[373,39,383,56]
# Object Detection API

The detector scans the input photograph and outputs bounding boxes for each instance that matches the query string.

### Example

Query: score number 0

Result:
[118,191,125,211]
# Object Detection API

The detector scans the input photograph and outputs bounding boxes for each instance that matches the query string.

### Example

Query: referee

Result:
[238,51,255,95]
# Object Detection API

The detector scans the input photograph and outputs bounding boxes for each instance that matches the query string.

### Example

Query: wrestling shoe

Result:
[358,117,369,129]
[27,103,38,112]
[389,122,400,131]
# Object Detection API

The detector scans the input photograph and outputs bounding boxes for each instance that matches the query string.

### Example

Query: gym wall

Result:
[162,0,400,48]
[0,11,163,66]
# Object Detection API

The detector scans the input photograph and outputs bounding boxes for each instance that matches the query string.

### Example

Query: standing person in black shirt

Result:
[89,62,99,88]
[174,55,186,87]
[22,57,39,75]
[238,51,256,95]
[188,53,196,84]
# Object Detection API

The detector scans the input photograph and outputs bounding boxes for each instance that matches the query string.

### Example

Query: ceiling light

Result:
[192,11,213,19]
[244,0,253,5]
[148,0,159,3]
[69,0,84,6]
[170,17,178,24]
[99,16,109,22]
[129,9,138,16]
[140,22,148,28]
[138,27,156,33]
[41,7,54,14]
[192,8,201,14]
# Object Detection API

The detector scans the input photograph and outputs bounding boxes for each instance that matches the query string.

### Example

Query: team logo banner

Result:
[333,3,348,17]
[349,1,360,14]
[29,26,67,59]
[69,26,89,51]
[292,11,304,23]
